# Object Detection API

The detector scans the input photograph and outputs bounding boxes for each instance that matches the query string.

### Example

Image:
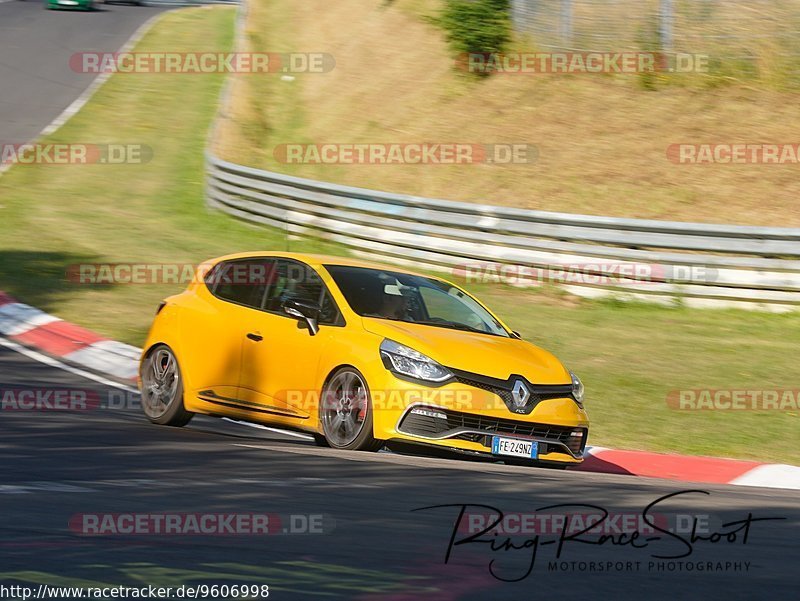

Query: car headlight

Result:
[380,339,452,383]
[570,371,585,406]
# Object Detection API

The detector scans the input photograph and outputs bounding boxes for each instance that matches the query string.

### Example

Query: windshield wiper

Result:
[363,315,504,336]
[412,319,488,334]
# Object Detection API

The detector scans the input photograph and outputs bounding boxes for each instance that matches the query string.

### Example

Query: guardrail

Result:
[205,153,800,311]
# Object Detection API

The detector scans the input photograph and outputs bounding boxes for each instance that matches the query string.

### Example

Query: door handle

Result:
[246,332,263,342]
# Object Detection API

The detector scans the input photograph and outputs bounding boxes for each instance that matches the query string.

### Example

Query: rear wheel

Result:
[140,345,193,427]
[318,367,382,451]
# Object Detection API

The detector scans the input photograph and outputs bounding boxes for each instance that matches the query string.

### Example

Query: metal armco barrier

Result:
[205,153,800,312]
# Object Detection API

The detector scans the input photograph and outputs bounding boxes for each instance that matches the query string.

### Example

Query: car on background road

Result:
[46,0,95,10]
[140,252,589,468]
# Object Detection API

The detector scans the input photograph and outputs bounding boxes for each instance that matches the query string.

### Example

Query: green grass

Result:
[0,4,796,464]
[0,7,340,344]
[214,0,800,227]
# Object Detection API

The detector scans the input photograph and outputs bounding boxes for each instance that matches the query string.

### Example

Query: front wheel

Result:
[140,344,193,427]
[318,367,382,451]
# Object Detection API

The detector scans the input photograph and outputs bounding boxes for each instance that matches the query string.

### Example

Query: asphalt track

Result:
[0,1,166,144]
[0,2,798,599]
[1,345,799,600]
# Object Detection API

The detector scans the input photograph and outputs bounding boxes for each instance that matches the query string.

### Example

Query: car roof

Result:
[208,251,434,279]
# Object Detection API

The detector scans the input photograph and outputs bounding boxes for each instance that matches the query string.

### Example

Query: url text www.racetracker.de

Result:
[0,584,270,600]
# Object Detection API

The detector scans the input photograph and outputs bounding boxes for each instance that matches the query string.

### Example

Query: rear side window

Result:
[264,260,342,325]
[206,258,342,325]
[205,258,275,309]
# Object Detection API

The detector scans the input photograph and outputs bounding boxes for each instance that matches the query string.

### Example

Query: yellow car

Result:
[139,252,589,467]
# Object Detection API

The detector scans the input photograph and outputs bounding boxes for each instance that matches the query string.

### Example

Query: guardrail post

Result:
[560,0,573,46]
[659,0,674,53]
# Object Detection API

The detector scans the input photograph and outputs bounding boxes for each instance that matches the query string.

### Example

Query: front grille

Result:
[453,376,515,406]
[452,372,574,415]
[398,407,587,456]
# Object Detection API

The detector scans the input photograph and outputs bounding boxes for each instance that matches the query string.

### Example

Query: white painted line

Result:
[729,464,800,490]
[0,9,175,177]
[0,336,138,394]
[64,339,141,380]
[40,11,170,138]
[0,303,60,336]
[223,418,315,440]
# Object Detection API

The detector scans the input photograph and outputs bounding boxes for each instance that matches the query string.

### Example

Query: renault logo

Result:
[511,379,530,410]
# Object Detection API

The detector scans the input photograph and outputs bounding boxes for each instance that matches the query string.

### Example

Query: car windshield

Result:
[324,265,509,337]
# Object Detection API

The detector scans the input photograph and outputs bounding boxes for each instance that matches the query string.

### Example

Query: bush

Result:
[440,0,511,71]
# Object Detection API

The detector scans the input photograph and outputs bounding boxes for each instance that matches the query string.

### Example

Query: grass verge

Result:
[0,6,339,345]
[214,0,800,226]
[0,4,796,463]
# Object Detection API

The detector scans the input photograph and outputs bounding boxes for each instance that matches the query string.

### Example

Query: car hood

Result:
[362,317,571,384]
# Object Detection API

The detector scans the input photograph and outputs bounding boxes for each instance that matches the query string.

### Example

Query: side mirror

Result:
[511,330,522,339]
[283,299,321,336]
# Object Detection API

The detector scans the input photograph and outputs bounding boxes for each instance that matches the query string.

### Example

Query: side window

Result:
[206,258,274,309]
[264,260,341,325]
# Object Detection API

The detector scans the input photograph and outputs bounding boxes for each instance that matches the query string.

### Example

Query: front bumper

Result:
[396,403,587,461]
[370,373,589,464]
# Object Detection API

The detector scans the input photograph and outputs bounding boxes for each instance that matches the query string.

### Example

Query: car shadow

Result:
[0,249,107,313]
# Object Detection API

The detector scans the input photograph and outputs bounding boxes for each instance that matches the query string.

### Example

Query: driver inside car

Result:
[377,279,413,320]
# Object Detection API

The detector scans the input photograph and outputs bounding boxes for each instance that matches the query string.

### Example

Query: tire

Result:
[140,344,193,427]
[318,367,382,451]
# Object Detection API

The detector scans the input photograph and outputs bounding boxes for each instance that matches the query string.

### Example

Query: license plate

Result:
[491,436,538,459]
[59,1,79,4]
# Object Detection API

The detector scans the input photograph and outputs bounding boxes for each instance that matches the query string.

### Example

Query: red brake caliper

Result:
[357,390,367,421]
